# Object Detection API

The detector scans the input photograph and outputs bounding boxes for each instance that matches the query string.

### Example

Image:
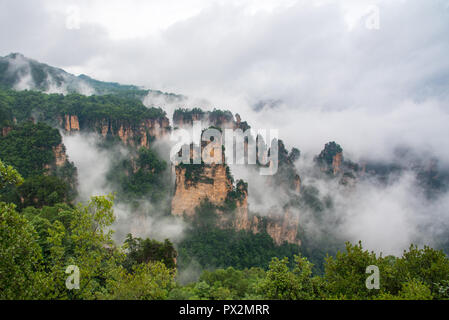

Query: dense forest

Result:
[0,88,167,127]
[2,162,449,300]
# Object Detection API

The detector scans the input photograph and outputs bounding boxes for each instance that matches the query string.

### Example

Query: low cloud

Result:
[63,132,186,245]
[294,154,449,256]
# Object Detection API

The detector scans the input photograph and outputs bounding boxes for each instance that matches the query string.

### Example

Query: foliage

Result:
[17,175,72,209]
[178,217,301,271]
[0,121,61,178]
[123,234,177,271]
[173,108,234,126]
[257,255,315,300]
[316,141,343,167]
[2,182,449,300]
[178,163,214,187]
[0,202,45,299]
[221,179,247,212]
[173,108,205,123]
[171,267,265,300]
[0,88,166,125]
[99,262,175,300]
[323,241,386,299]
[394,244,449,293]
[0,159,24,190]
[109,147,169,202]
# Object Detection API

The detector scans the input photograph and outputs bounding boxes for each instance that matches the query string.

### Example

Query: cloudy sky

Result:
[1,0,449,160]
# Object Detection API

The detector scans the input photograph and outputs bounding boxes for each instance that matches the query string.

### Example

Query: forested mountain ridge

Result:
[0,53,184,101]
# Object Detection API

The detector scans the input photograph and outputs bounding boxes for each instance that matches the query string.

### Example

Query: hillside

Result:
[0,53,184,101]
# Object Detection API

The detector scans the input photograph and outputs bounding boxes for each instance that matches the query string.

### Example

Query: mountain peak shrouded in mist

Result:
[0,53,185,102]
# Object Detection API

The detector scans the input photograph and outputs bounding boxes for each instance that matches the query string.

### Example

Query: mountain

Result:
[0,53,184,102]
[0,53,448,270]
[2,54,449,301]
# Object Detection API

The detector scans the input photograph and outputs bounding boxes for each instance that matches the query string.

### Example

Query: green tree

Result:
[38,194,124,299]
[323,241,386,299]
[0,202,46,299]
[123,234,177,271]
[257,255,315,300]
[377,279,433,300]
[394,244,449,296]
[100,262,175,300]
[0,159,24,190]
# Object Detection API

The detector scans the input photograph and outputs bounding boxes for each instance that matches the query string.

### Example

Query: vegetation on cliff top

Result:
[0,88,167,126]
[173,108,234,126]
[0,122,77,208]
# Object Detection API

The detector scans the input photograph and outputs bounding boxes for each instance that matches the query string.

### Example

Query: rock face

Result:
[42,143,70,171]
[316,141,343,175]
[53,143,68,167]
[171,160,301,245]
[315,141,360,187]
[266,209,300,245]
[64,115,80,132]
[171,164,232,217]
[332,152,342,175]
[60,114,169,147]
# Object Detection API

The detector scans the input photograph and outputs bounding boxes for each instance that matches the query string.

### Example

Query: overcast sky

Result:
[1,0,449,161]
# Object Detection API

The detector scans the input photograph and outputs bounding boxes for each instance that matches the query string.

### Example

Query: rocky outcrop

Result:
[170,112,302,245]
[332,152,342,175]
[171,160,301,245]
[1,126,12,137]
[42,143,69,172]
[171,164,232,217]
[266,209,301,246]
[60,114,169,147]
[315,142,359,185]
[53,143,68,167]
[62,115,80,132]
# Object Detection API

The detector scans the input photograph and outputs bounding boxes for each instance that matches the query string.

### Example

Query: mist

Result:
[62,132,186,245]
[63,132,116,201]
[292,153,449,256]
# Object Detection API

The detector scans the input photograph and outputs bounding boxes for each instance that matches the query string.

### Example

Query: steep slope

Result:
[0,53,184,102]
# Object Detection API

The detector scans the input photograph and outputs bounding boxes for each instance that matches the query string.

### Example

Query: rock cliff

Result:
[171,164,232,217]
[53,143,68,167]
[59,114,170,147]
[171,147,301,245]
